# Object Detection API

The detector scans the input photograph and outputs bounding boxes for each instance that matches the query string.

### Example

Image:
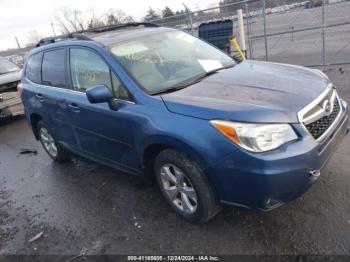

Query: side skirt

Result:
[60,142,142,177]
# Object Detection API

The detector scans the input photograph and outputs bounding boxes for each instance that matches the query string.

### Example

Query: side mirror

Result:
[86,85,118,110]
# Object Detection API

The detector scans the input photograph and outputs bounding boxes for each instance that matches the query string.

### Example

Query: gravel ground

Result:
[0,68,349,257]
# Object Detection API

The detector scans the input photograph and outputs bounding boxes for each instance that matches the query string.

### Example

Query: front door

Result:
[65,47,139,173]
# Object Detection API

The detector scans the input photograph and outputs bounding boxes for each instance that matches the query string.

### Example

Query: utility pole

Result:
[51,23,56,36]
[14,37,21,49]
[14,36,24,65]
[322,0,326,66]
[262,0,268,61]
[237,9,246,58]
[245,1,253,59]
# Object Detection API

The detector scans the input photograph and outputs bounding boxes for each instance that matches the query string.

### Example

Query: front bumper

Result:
[206,100,349,211]
[0,92,24,118]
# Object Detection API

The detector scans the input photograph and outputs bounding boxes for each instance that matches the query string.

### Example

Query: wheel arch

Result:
[141,136,222,217]
[30,113,43,140]
[140,135,209,178]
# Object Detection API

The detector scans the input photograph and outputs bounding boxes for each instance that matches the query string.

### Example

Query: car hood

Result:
[161,60,330,123]
[0,70,21,86]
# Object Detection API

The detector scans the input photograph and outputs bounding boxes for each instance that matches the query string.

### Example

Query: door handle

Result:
[68,103,80,113]
[35,93,44,101]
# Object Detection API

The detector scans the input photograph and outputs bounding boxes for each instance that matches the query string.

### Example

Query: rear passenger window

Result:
[42,49,66,88]
[26,53,42,84]
[70,48,112,92]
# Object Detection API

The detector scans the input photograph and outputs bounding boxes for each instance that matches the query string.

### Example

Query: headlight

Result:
[210,120,298,152]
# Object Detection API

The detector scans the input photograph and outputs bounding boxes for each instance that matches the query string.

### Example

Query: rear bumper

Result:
[207,101,349,211]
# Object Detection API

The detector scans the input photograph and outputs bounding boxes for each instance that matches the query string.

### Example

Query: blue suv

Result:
[20,23,349,223]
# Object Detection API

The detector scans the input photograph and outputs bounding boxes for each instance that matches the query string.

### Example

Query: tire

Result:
[37,120,70,162]
[154,148,221,224]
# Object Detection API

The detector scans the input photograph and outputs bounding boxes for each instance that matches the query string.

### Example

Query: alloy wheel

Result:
[160,163,198,214]
[40,127,58,158]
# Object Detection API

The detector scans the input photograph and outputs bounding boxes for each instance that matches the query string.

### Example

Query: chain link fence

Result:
[2,0,349,68]
[150,0,350,68]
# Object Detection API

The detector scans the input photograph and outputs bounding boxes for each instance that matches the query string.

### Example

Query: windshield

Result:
[108,30,235,94]
[0,57,19,75]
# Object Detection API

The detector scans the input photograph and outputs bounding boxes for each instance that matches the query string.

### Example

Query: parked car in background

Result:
[0,56,24,118]
[20,23,349,223]
[305,0,323,8]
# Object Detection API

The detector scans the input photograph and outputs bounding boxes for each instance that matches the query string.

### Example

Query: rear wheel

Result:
[37,120,70,162]
[155,149,220,223]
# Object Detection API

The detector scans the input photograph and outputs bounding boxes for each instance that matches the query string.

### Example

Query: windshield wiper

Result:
[151,64,234,96]
[151,86,187,95]
[189,64,234,84]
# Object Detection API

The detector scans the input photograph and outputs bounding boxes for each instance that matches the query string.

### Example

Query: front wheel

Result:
[155,149,220,224]
[37,120,70,162]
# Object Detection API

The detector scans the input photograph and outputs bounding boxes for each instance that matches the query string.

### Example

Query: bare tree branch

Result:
[55,15,71,34]
[54,7,134,34]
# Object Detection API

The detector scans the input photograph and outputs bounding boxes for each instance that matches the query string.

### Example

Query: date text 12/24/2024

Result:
[127,256,220,261]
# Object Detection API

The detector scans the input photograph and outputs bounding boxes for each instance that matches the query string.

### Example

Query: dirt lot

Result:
[0,68,349,257]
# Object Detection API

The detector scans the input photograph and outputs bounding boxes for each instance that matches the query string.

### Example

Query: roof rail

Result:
[87,22,159,33]
[35,33,92,47]
[35,22,159,47]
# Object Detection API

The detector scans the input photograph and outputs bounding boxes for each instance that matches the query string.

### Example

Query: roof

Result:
[91,27,174,46]
[35,23,174,48]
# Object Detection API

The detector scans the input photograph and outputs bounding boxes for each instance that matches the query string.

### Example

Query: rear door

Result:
[38,48,78,148]
[65,47,139,173]
[22,51,42,111]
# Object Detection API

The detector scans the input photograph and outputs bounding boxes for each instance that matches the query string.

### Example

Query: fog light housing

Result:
[264,198,282,209]
[309,170,321,177]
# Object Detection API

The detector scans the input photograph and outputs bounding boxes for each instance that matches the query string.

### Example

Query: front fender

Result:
[139,135,209,172]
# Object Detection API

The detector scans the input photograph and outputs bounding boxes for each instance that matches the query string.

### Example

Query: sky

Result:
[0,0,218,51]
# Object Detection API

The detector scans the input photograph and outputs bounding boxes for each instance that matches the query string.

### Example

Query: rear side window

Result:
[26,53,42,84]
[42,49,66,88]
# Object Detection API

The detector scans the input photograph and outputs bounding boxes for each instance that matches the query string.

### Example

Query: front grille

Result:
[305,98,340,139]
[0,81,19,92]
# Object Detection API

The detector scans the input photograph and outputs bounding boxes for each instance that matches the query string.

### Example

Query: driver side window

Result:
[70,48,129,100]
[70,48,111,92]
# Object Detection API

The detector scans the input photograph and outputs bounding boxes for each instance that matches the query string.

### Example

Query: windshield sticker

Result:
[198,60,223,72]
[176,33,196,44]
[122,54,168,66]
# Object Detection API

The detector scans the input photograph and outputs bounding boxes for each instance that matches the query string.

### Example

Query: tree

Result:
[175,10,184,15]
[55,7,134,34]
[144,7,160,21]
[55,7,88,33]
[105,9,134,25]
[105,10,118,26]
[162,6,175,18]
[87,15,105,30]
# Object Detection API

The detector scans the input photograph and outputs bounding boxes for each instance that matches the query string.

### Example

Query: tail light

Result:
[17,82,23,96]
